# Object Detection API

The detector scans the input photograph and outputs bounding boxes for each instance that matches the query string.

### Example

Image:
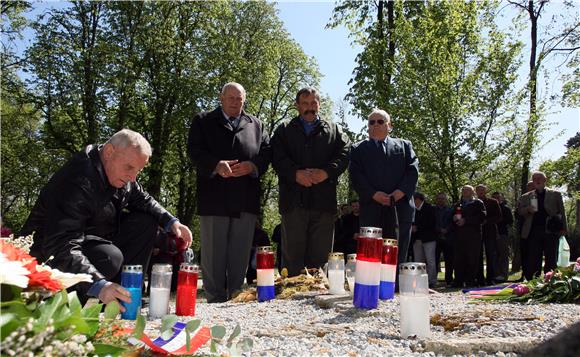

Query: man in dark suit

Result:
[451,185,487,288]
[349,109,419,274]
[411,193,438,287]
[475,184,502,286]
[492,191,514,282]
[188,82,271,302]
[271,87,350,277]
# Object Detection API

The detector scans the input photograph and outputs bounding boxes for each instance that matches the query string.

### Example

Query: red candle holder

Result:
[176,263,199,316]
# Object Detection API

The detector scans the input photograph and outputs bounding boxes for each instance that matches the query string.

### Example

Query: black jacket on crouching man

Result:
[21,144,175,298]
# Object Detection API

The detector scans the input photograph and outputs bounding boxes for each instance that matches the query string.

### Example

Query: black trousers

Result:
[523,226,558,281]
[440,236,455,284]
[74,212,158,303]
[477,229,498,285]
[454,227,482,287]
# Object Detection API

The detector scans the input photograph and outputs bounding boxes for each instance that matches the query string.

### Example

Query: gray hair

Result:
[221,82,246,98]
[368,108,391,122]
[106,129,152,157]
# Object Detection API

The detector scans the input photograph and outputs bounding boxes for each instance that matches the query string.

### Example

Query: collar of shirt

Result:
[222,109,242,128]
[299,116,320,134]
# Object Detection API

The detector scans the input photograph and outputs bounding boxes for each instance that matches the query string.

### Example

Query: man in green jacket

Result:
[271,88,350,276]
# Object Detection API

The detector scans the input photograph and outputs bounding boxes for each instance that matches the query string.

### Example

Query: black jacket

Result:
[271,116,350,214]
[412,202,437,243]
[188,107,271,217]
[21,145,174,282]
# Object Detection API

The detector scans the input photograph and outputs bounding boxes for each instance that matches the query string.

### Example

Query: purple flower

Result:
[544,271,553,282]
[513,284,530,296]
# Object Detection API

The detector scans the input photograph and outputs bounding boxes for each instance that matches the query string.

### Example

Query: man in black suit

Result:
[411,192,438,288]
[349,109,419,273]
[188,82,271,302]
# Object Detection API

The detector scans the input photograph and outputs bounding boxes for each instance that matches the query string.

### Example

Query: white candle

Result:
[346,276,355,296]
[328,269,346,294]
[149,287,171,319]
[399,295,430,338]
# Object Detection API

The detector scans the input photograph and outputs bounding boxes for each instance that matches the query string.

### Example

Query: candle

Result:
[149,263,172,319]
[380,239,398,300]
[399,295,430,338]
[327,252,345,294]
[176,263,199,316]
[399,262,430,338]
[346,254,356,296]
[120,265,143,320]
[256,246,275,302]
[353,227,383,309]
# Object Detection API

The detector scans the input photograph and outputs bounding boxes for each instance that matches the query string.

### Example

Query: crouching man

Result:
[20,129,192,309]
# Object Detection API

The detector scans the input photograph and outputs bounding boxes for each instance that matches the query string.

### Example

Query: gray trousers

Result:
[281,207,335,277]
[200,213,256,303]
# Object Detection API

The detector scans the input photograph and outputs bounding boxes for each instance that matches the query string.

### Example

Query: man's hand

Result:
[98,283,131,312]
[230,161,256,177]
[296,169,314,187]
[456,218,465,227]
[171,221,193,248]
[372,191,391,205]
[308,169,328,184]
[214,160,238,178]
[390,189,405,202]
[411,225,418,233]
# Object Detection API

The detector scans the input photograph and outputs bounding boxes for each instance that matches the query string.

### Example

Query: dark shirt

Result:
[531,190,548,227]
[435,205,452,237]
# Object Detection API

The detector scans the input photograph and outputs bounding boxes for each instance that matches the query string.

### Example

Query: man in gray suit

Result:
[518,171,567,280]
[349,109,419,272]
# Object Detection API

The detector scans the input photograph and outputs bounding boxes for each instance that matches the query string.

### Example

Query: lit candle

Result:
[399,262,430,338]
[120,265,143,320]
[380,238,398,300]
[353,227,383,309]
[327,252,346,294]
[149,264,172,319]
[176,263,199,316]
[256,246,275,302]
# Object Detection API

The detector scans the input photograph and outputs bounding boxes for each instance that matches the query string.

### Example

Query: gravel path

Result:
[141,291,580,356]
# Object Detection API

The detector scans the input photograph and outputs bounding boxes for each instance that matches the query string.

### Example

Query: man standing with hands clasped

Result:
[188,82,271,302]
[349,109,419,272]
[271,87,350,277]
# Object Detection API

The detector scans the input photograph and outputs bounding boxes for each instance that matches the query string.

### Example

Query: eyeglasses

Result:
[368,119,385,126]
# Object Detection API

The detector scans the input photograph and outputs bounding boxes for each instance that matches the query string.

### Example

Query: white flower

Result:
[0,252,30,288]
[36,264,93,289]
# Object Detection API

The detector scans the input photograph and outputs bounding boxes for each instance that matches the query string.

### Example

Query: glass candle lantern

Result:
[353,227,383,309]
[120,265,143,320]
[327,252,346,294]
[380,238,398,300]
[399,262,430,338]
[345,254,357,295]
[149,264,172,319]
[176,263,199,316]
[256,246,275,302]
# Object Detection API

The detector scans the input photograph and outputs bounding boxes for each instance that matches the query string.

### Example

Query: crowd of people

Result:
[334,175,568,289]
[15,81,568,311]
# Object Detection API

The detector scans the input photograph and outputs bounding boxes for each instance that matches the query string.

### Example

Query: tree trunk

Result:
[520,0,538,195]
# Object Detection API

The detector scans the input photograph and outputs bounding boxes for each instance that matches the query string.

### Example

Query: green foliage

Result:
[330,0,523,202]
[3,0,323,238]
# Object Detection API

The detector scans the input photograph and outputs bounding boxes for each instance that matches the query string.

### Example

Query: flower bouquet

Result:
[474,258,580,304]
[0,238,133,356]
